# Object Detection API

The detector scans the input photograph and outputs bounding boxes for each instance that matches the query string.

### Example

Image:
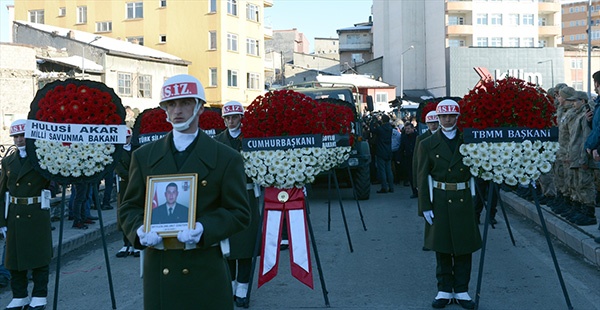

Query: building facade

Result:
[337,24,374,72]
[13,0,273,107]
[561,0,600,46]
[372,0,562,98]
[265,29,310,64]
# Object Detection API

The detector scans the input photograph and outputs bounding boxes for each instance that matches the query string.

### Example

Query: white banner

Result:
[25,120,128,144]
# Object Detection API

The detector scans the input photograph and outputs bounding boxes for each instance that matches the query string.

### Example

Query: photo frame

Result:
[143,173,198,237]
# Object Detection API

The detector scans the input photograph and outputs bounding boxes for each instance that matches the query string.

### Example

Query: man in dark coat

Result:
[399,122,418,198]
[115,128,138,257]
[0,119,52,310]
[151,182,189,224]
[370,114,394,193]
[416,100,481,309]
[215,100,260,308]
[119,74,250,310]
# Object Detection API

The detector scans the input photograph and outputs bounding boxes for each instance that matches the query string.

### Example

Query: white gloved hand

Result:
[0,227,6,239]
[177,222,204,244]
[137,225,163,247]
[423,210,434,225]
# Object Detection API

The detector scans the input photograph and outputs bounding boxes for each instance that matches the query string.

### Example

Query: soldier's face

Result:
[427,122,439,132]
[12,134,25,147]
[438,114,458,128]
[223,114,242,130]
[165,186,178,204]
[164,98,202,125]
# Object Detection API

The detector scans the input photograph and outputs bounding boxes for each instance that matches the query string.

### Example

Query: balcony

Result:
[538,25,560,36]
[538,1,560,14]
[339,43,372,52]
[264,0,273,8]
[447,24,473,35]
[447,0,472,13]
[264,26,272,40]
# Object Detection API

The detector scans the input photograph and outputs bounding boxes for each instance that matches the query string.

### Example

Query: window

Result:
[490,14,502,25]
[77,6,87,24]
[58,7,66,17]
[476,37,488,47]
[247,3,259,21]
[522,37,534,47]
[508,14,519,26]
[375,93,388,105]
[227,33,238,52]
[246,38,259,56]
[569,21,576,27]
[29,10,44,23]
[448,39,465,47]
[573,82,583,91]
[538,39,547,47]
[569,35,575,41]
[126,2,144,19]
[227,70,238,87]
[227,0,237,15]
[127,36,144,45]
[118,73,132,96]
[96,21,112,33]
[209,68,218,87]
[538,17,546,26]
[448,16,464,25]
[476,13,488,25]
[522,14,534,26]
[209,0,217,13]
[490,37,502,47]
[159,35,167,43]
[247,72,260,89]
[137,75,152,98]
[571,59,583,69]
[209,31,217,50]
[508,37,520,47]
[351,53,364,63]
[160,0,167,7]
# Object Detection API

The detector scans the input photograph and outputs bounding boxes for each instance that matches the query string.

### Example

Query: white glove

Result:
[177,222,204,245]
[0,227,6,239]
[423,210,434,225]
[137,225,163,247]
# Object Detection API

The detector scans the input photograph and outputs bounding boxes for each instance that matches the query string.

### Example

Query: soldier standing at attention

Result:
[0,119,52,310]
[416,100,481,309]
[119,75,250,310]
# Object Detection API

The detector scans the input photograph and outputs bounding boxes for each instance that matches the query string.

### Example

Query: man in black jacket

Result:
[371,114,394,193]
[399,122,418,198]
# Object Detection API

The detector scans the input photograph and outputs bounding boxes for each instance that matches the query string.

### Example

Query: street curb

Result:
[501,191,600,268]
[51,218,119,259]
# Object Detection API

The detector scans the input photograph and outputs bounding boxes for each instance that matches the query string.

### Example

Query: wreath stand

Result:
[52,184,116,310]
[246,185,331,308]
[326,167,368,253]
[474,181,572,310]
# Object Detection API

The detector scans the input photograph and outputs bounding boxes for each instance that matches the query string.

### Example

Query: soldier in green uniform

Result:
[214,101,260,308]
[0,119,52,310]
[119,75,251,310]
[115,128,139,257]
[416,100,481,309]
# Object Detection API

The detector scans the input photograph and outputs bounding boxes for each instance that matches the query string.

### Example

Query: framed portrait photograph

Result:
[143,173,198,237]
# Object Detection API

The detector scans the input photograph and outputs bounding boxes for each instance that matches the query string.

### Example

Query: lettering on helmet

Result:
[436,105,459,114]
[162,82,198,99]
[10,124,25,134]
[223,105,243,114]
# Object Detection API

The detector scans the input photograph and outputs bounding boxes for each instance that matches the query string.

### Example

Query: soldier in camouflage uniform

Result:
[565,91,597,226]
[551,86,576,215]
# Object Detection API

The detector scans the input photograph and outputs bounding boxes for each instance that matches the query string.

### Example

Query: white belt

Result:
[432,180,469,191]
[9,195,42,205]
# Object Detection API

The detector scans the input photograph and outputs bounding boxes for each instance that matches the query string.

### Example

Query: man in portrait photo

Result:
[152,182,189,224]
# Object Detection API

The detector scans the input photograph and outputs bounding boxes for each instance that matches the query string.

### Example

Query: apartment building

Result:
[372,0,563,98]
[13,0,273,107]
[561,0,600,45]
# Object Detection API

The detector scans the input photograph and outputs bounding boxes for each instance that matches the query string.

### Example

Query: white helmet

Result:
[9,119,26,136]
[160,74,206,107]
[436,99,460,115]
[425,111,439,123]
[222,101,244,117]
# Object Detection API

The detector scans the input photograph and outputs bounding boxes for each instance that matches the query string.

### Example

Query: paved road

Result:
[1,185,599,310]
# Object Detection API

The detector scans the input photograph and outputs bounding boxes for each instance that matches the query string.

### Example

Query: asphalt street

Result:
[0,184,599,310]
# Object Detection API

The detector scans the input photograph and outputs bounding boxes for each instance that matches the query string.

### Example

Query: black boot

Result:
[574,204,597,226]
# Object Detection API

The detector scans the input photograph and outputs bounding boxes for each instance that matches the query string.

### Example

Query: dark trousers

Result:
[435,252,472,293]
[9,265,49,298]
[474,178,498,220]
[228,258,252,284]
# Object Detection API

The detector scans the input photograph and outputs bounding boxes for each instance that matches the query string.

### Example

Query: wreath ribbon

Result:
[258,187,313,289]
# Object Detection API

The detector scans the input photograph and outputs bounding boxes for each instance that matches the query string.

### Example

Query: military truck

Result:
[279,82,372,200]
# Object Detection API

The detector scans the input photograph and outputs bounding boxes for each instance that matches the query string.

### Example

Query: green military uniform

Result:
[214,131,260,260]
[416,130,481,255]
[119,130,250,310]
[0,151,52,272]
[414,129,432,215]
